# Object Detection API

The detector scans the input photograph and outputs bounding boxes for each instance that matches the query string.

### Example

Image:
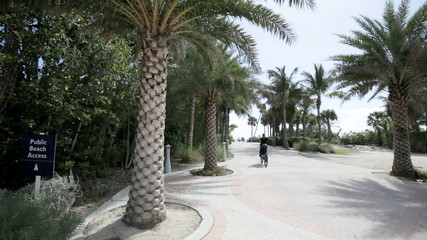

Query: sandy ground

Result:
[83,203,201,240]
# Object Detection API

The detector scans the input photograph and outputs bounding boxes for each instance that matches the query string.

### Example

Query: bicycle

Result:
[259,144,268,167]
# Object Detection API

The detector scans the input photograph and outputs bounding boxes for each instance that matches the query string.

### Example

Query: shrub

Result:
[176,147,204,164]
[294,141,317,152]
[0,189,82,240]
[216,144,233,162]
[294,141,336,153]
[317,143,335,153]
[414,169,427,180]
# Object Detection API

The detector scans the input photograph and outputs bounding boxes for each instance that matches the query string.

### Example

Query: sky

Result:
[229,0,426,140]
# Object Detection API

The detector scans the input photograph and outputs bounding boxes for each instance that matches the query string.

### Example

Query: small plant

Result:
[414,169,427,180]
[177,147,204,164]
[317,143,335,153]
[294,141,318,152]
[0,189,82,240]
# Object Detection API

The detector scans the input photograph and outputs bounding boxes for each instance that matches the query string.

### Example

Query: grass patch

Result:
[414,169,427,180]
[190,166,232,176]
[333,148,356,154]
[390,168,427,181]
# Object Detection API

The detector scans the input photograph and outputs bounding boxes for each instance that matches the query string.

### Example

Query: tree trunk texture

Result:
[225,108,230,143]
[187,95,196,150]
[123,38,168,228]
[316,97,323,142]
[69,121,82,158]
[302,111,307,139]
[203,94,218,171]
[282,100,289,149]
[327,120,332,143]
[389,86,414,177]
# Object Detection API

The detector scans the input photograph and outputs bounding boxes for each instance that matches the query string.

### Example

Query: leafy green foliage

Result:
[294,141,336,153]
[175,147,204,164]
[340,131,377,146]
[0,190,82,240]
[0,6,139,188]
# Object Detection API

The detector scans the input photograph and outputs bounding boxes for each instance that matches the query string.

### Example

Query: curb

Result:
[71,172,214,240]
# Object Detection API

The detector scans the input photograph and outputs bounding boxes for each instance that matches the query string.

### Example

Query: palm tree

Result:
[268,66,298,149]
[196,45,255,171]
[301,64,334,142]
[247,116,257,141]
[321,109,337,142]
[332,0,427,177]
[298,88,315,139]
[367,111,387,146]
[287,81,304,140]
[112,0,317,227]
[11,0,316,228]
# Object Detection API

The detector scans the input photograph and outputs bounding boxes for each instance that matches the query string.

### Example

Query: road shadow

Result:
[317,178,427,239]
[249,163,265,168]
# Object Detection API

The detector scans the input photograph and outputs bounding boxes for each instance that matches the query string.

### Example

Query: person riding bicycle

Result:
[259,134,268,157]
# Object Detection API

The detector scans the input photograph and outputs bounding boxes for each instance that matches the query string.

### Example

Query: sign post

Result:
[20,134,57,198]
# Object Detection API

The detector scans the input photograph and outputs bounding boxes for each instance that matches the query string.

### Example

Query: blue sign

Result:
[20,134,56,177]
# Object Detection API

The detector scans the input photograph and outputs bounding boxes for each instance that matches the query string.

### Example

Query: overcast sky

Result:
[229,0,425,140]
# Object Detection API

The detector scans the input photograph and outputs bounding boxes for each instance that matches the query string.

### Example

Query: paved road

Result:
[165,142,427,240]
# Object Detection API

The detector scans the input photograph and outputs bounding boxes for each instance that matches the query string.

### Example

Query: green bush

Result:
[176,147,204,163]
[0,190,82,240]
[294,141,336,153]
[317,143,335,153]
[414,169,427,180]
[294,141,317,152]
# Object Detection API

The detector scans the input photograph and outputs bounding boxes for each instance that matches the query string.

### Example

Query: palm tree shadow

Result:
[249,163,264,168]
[317,178,427,239]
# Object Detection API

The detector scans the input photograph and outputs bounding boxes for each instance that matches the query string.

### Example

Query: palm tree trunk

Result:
[225,108,230,143]
[302,111,307,139]
[282,108,289,149]
[316,97,323,142]
[327,120,332,143]
[123,38,167,228]
[187,95,196,150]
[389,86,414,177]
[204,93,218,171]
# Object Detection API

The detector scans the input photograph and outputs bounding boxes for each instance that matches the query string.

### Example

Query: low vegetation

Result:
[0,189,82,240]
[190,166,232,177]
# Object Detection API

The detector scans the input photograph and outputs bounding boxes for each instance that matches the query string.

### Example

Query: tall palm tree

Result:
[332,0,427,177]
[268,66,298,149]
[112,0,317,227]
[321,109,337,142]
[195,45,255,171]
[298,88,315,139]
[367,111,387,146]
[11,0,316,228]
[248,116,257,140]
[287,81,304,139]
[301,64,333,142]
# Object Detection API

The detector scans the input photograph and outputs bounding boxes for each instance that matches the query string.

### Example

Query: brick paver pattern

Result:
[165,142,427,240]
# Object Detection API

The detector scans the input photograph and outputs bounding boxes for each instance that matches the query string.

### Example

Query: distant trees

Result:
[267,66,299,149]
[301,64,334,142]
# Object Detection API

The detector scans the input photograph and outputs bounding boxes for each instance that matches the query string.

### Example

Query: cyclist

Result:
[259,134,268,157]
